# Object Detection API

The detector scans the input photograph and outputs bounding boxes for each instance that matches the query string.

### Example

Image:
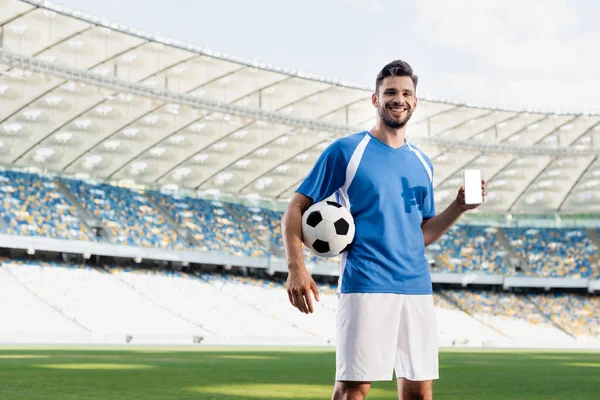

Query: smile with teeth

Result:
[387,105,407,114]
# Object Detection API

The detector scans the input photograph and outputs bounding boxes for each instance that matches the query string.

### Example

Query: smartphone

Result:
[463,169,483,205]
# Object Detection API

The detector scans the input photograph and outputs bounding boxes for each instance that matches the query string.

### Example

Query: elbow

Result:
[422,231,435,247]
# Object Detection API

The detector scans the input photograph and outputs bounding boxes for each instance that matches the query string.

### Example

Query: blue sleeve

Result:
[296,141,347,203]
[422,162,435,219]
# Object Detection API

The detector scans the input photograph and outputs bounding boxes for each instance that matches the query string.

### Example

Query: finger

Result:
[301,289,312,314]
[311,282,320,303]
[305,289,314,313]
[292,290,302,312]
[287,290,295,306]
[294,292,307,313]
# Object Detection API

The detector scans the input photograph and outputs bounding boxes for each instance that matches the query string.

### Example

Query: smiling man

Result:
[282,60,486,400]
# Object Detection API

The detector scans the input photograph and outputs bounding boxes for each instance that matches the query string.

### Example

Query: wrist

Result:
[451,199,468,214]
[287,260,306,272]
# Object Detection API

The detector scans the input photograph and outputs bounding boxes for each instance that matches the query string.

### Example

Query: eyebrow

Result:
[383,88,413,95]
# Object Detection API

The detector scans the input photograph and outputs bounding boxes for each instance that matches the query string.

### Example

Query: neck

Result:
[369,121,407,149]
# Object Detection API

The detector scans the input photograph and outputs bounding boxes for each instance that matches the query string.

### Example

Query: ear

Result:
[371,92,378,108]
[413,96,418,112]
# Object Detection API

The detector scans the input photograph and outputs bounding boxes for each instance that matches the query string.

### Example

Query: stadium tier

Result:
[62,178,189,250]
[443,290,574,343]
[0,170,93,241]
[504,227,596,278]
[1,260,598,346]
[147,191,266,257]
[432,225,508,275]
[529,293,600,340]
[0,170,598,280]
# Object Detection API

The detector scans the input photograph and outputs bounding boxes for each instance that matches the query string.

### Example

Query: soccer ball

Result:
[302,200,355,258]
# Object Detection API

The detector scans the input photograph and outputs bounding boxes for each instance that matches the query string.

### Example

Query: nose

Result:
[390,95,405,105]
[390,98,405,107]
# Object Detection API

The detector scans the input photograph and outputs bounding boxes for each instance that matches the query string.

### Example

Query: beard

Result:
[378,103,413,129]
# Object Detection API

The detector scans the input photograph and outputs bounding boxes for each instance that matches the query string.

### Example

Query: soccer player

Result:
[281,60,486,400]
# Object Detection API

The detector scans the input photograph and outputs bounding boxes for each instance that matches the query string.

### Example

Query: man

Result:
[281,60,486,400]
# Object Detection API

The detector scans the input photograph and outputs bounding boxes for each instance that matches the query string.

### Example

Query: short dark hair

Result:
[375,60,418,94]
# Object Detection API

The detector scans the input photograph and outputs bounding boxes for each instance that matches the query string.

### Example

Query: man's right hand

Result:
[286,264,320,314]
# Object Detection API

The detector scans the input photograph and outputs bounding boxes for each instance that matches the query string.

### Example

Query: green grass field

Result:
[0,346,599,399]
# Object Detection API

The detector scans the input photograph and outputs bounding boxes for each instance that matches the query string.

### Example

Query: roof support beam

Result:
[557,156,597,213]
[1,49,598,157]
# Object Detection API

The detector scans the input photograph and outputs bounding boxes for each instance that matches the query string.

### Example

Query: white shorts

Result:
[336,293,439,382]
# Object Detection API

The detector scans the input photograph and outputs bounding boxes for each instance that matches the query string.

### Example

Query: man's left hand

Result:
[455,179,487,211]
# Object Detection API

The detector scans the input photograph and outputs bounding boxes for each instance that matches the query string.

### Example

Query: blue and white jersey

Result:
[297,131,435,295]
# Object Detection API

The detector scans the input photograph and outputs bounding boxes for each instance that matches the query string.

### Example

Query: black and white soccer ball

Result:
[302,200,355,258]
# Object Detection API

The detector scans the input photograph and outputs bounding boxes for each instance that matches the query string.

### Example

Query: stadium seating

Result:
[0,170,598,280]
[504,228,595,278]
[3,260,202,336]
[0,260,598,346]
[432,225,508,275]
[227,203,283,252]
[0,171,92,241]
[0,264,87,340]
[200,272,337,342]
[528,293,600,340]
[433,292,509,346]
[444,290,574,343]
[62,179,188,249]
[106,266,328,344]
[147,192,266,257]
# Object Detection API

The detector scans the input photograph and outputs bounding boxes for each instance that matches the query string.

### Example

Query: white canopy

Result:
[0,0,599,214]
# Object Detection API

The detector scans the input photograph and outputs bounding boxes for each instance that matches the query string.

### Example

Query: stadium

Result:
[0,0,599,399]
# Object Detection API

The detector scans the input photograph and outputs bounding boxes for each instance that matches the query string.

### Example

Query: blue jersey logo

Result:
[401,177,428,213]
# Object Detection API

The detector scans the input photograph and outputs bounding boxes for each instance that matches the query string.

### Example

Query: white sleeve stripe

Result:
[338,133,371,212]
[336,133,370,294]
[408,144,433,183]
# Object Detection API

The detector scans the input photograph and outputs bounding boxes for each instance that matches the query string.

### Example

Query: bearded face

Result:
[377,98,414,129]
[374,76,417,129]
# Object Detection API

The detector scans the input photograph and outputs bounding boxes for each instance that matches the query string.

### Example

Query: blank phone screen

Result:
[464,169,483,205]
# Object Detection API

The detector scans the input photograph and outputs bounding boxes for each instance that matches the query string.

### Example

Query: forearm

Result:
[282,194,321,314]
[282,207,305,269]
[421,200,466,246]
[282,194,312,271]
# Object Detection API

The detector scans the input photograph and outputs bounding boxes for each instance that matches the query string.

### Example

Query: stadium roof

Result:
[1,0,600,214]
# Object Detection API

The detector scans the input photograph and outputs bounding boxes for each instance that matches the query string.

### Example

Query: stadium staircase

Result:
[438,291,512,340]
[144,194,200,247]
[1,263,92,333]
[585,229,600,276]
[432,252,452,272]
[497,227,531,274]
[520,294,576,339]
[0,214,9,231]
[222,203,285,258]
[55,180,112,243]
[496,228,515,256]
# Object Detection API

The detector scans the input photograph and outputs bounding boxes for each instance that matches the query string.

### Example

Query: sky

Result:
[53,0,600,112]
